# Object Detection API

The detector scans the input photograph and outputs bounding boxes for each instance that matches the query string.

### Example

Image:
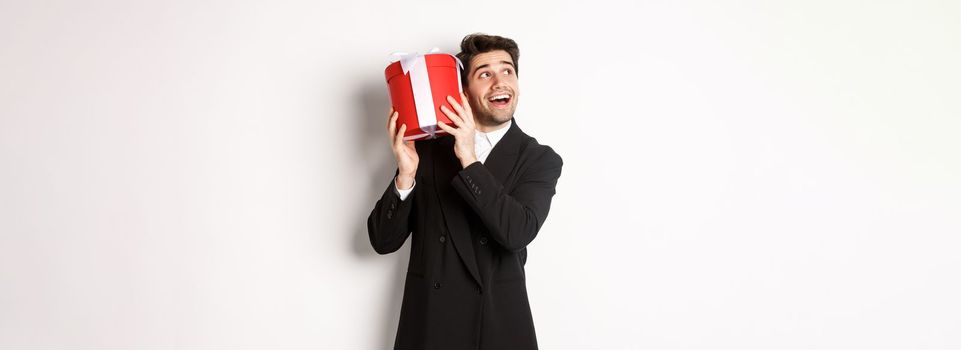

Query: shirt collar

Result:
[476,119,512,148]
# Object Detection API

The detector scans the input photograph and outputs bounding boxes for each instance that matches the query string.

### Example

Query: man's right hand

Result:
[388,107,418,189]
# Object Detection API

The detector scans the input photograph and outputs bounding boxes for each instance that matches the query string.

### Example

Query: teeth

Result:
[488,94,510,101]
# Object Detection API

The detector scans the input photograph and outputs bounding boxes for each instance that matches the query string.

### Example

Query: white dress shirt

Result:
[394,119,513,201]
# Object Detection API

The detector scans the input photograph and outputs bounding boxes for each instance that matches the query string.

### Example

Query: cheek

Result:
[468,86,484,97]
[468,90,485,105]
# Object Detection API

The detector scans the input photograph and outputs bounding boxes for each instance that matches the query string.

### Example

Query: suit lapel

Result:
[433,135,483,286]
[481,118,526,186]
[432,119,529,288]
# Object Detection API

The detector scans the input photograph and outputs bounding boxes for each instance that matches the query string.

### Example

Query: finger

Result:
[387,111,396,136]
[459,92,475,128]
[446,95,465,116]
[460,92,471,112]
[440,105,464,128]
[460,91,474,128]
[387,111,398,140]
[436,121,455,135]
[446,95,470,129]
[395,123,407,148]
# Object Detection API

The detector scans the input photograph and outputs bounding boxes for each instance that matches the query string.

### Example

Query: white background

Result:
[2,0,959,349]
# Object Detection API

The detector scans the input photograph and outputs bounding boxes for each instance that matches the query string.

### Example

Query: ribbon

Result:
[390,48,464,140]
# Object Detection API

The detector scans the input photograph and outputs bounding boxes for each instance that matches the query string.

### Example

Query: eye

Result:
[504,68,513,75]
[479,72,491,79]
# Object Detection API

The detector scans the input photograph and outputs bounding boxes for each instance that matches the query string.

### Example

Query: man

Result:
[368,33,563,350]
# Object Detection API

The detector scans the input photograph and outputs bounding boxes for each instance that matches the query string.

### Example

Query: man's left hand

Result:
[437,93,478,168]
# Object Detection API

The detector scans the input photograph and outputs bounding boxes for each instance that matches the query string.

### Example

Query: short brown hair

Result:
[456,33,520,86]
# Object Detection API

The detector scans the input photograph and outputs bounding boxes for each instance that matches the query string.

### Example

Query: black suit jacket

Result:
[367,118,563,350]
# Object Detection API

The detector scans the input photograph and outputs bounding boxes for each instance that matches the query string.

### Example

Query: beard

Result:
[473,100,516,128]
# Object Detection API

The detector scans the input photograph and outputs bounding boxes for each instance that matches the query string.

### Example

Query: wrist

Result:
[460,157,478,169]
[395,173,415,189]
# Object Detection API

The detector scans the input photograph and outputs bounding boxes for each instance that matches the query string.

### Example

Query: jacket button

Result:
[390,202,396,209]
[439,235,446,243]
[479,237,488,245]
[386,210,393,219]
[477,287,483,295]
[433,282,442,289]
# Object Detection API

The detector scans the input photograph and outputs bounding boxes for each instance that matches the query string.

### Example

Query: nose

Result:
[491,74,507,89]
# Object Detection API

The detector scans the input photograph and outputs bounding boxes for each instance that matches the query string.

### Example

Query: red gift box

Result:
[385,51,464,141]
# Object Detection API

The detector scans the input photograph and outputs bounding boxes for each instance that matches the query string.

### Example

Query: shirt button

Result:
[439,236,446,243]
[433,282,442,289]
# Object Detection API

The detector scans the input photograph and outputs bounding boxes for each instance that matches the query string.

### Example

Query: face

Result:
[464,50,519,129]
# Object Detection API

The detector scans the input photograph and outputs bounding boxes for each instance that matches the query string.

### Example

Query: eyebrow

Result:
[472,60,515,75]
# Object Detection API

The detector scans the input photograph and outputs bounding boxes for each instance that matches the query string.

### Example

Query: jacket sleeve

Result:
[367,170,416,255]
[451,148,563,252]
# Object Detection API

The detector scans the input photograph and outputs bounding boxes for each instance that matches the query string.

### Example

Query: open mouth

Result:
[487,93,512,109]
